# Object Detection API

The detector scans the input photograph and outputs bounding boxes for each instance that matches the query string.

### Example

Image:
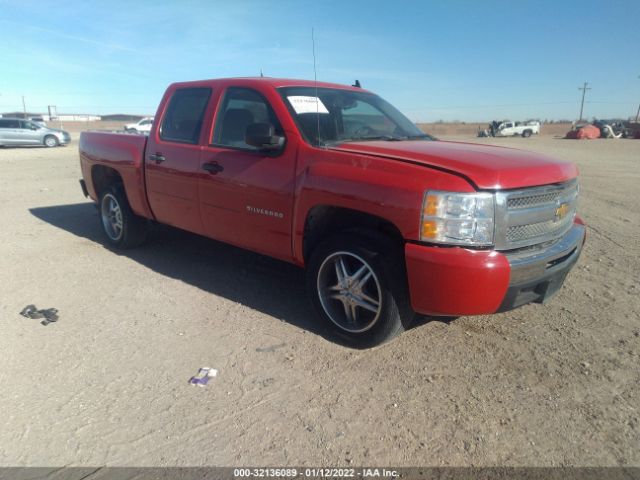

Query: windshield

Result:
[279,87,432,146]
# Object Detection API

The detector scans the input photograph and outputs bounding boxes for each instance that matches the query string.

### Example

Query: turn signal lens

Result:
[421,220,438,238]
[424,194,439,216]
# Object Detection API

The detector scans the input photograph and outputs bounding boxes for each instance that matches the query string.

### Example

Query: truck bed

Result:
[79,131,151,218]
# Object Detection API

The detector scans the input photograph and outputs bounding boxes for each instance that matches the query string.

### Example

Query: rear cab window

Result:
[211,87,284,151]
[160,87,212,144]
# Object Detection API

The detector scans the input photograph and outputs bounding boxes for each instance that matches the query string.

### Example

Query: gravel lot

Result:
[0,135,638,467]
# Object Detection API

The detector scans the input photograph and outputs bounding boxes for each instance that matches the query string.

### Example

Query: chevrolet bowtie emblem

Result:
[555,203,570,221]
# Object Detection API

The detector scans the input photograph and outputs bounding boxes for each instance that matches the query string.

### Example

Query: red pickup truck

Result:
[79,77,585,347]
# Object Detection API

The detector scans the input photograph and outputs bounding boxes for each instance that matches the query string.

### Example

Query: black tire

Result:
[44,135,59,147]
[306,232,413,348]
[98,184,148,249]
[522,129,532,138]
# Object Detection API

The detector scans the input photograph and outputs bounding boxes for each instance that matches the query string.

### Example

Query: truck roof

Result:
[167,77,369,92]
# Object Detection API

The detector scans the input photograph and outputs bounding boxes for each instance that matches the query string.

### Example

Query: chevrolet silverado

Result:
[79,78,585,347]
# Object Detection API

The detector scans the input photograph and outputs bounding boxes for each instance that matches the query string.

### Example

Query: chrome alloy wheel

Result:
[101,193,124,241]
[316,251,383,333]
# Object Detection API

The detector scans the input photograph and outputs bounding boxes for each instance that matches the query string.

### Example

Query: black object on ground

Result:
[20,304,59,326]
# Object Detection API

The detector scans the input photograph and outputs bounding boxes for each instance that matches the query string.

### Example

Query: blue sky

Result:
[0,0,638,121]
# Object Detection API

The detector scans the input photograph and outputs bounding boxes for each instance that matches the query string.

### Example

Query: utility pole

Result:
[635,75,639,123]
[578,81,591,122]
[22,95,27,119]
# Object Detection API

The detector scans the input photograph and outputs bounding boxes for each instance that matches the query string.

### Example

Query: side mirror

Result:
[30,125,38,130]
[245,123,284,151]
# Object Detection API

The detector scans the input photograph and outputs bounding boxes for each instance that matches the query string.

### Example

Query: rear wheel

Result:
[99,185,148,248]
[44,135,59,147]
[306,232,412,348]
[522,129,532,138]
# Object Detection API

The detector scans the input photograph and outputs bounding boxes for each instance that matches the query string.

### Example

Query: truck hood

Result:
[330,140,578,190]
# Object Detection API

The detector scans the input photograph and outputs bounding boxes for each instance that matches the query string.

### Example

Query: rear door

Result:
[198,86,297,261]
[144,87,212,235]
[0,119,21,144]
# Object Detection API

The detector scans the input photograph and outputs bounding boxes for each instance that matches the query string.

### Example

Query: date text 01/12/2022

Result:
[232,467,398,477]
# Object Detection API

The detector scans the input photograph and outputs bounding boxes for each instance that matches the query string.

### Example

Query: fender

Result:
[291,144,475,265]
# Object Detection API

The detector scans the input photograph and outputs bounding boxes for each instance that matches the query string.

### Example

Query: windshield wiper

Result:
[348,135,405,142]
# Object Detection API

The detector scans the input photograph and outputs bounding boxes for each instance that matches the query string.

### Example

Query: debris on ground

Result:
[188,367,218,387]
[565,124,600,139]
[256,343,286,353]
[19,304,59,326]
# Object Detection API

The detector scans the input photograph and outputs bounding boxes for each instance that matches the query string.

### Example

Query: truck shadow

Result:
[30,202,329,339]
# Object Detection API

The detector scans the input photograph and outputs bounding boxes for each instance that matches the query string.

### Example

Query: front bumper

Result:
[405,220,585,316]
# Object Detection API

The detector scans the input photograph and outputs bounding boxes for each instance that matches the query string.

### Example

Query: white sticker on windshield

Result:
[288,96,329,114]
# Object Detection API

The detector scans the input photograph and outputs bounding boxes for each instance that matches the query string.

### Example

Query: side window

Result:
[212,87,283,150]
[0,119,20,128]
[160,87,211,144]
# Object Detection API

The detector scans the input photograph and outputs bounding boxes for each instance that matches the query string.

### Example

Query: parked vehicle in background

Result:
[0,118,70,147]
[30,116,47,127]
[593,119,627,138]
[124,117,154,134]
[494,120,540,137]
[565,124,600,139]
[79,77,584,348]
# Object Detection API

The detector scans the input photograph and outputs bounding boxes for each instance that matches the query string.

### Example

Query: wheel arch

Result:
[91,164,124,197]
[301,205,405,265]
[43,134,58,146]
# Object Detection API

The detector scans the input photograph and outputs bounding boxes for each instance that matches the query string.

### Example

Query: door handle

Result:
[149,153,165,163]
[202,162,224,174]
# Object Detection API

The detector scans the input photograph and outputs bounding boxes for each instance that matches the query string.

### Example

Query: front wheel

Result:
[306,233,412,348]
[44,135,59,147]
[99,185,148,248]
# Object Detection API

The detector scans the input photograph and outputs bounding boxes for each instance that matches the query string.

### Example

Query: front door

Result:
[198,87,297,261]
[19,120,43,144]
[144,87,213,235]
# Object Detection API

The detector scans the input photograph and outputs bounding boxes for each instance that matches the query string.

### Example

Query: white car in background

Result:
[495,120,540,137]
[124,117,154,134]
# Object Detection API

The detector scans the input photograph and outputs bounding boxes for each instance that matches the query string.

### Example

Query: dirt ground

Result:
[0,134,639,467]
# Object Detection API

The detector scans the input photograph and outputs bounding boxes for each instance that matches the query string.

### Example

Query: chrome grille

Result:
[507,192,560,209]
[507,217,574,243]
[495,180,579,250]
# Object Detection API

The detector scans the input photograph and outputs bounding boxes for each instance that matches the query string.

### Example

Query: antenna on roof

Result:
[352,80,361,88]
[312,27,321,147]
[260,68,264,77]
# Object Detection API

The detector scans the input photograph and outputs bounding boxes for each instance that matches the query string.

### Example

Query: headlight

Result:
[420,191,495,246]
